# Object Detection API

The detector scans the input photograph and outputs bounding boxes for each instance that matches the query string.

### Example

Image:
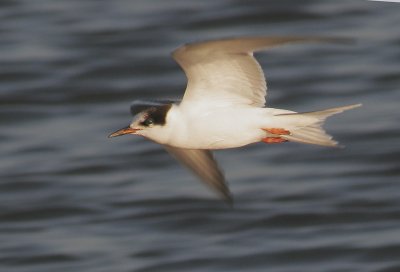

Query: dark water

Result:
[1,0,400,271]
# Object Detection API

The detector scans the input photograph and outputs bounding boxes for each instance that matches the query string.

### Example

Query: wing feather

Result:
[173,36,351,107]
[164,146,232,203]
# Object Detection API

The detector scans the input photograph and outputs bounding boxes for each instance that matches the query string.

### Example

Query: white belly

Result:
[166,106,267,149]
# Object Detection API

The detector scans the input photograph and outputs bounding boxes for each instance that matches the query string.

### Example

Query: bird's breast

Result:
[165,106,266,149]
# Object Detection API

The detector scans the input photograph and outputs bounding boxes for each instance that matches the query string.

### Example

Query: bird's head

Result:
[108,101,173,141]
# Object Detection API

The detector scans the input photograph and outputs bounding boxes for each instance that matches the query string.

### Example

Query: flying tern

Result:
[109,36,361,203]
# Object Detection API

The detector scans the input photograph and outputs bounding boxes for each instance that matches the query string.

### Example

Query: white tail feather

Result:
[277,104,361,147]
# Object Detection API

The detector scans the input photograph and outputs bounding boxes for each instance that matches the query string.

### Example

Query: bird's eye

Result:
[143,118,154,127]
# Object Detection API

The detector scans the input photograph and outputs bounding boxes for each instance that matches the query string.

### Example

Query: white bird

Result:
[109,36,361,203]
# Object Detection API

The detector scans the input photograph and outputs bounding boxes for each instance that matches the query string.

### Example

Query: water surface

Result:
[1,1,400,271]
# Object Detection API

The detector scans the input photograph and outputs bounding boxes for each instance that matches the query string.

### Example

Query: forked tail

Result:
[274,104,361,147]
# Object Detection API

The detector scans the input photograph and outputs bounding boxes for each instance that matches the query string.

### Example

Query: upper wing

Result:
[173,36,351,107]
[164,146,232,204]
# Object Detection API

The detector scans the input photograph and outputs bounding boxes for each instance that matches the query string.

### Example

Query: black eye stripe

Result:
[141,118,154,127]
[139,104,172,126]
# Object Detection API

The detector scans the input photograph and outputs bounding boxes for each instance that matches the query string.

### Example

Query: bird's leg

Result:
[261,128,290,144]
[262,137,287,143]
[263,128,290,135]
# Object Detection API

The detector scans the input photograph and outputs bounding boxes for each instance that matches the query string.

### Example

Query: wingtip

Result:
[224,192,234,207]
[214,185,234,206]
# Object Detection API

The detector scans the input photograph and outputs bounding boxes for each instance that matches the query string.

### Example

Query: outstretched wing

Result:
[173,36,351,107]
[164,146,232,204]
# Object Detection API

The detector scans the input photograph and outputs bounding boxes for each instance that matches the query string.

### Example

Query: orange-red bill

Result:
[108,126,140,138]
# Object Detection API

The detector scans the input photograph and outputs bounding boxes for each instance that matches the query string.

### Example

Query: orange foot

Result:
[263,128,291,135]
[261,128,290,144]
[262,137,288,144]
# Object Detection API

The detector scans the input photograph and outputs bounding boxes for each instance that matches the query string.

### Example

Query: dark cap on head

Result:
[130,100,175,126]
[141,104,172,126]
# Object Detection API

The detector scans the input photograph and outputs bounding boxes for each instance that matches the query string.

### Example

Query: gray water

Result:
[1,1,400,271]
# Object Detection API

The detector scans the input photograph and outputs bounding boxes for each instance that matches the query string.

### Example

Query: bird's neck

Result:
[160,104,189,147]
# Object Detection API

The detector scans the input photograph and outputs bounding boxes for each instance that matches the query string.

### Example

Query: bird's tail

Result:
[272,104,361,147]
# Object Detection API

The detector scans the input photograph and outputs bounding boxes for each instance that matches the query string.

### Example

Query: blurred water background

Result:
[1,0,400,271]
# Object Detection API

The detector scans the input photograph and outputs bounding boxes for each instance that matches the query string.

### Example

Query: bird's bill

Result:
[108,126,140,138]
